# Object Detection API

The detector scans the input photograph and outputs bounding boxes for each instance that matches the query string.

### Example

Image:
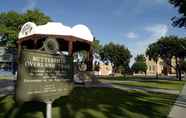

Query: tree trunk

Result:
[156,61,158,79]
[113,66,117,74]
[178,65,182,81]
[176,58,181,81]
[175,57,179,78]
[163,58,169,75]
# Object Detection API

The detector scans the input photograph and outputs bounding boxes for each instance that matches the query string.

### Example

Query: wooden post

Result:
[87,45,93,71]
[34,39,38,49]
[68,41,73,56]
[17,44,22,64]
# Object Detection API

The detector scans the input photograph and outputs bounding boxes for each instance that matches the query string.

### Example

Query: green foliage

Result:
[132,55,147,73]
[146,36,186,80]
[92,39,102,54]
[118,65,125,74]
[100,42,132,72]
[146,43,160,62]
[146,36,186,63]
[169,0,186,28]
[158,36,186,59]
[135,54,146,62]
[92,39,102,71]
[132,62,147,73]
[23,9,51,25]
[0,9,51,46]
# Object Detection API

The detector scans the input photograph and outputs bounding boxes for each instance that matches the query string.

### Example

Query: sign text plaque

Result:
[16,49,74,103]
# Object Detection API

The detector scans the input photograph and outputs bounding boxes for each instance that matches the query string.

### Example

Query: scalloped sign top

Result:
[18,22,94,42]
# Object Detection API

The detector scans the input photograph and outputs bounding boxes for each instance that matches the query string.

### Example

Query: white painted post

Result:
[46,101,52,118]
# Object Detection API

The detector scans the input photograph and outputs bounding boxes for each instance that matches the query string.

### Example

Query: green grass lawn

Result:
[99,75,180,81]
[100,76,133,80]
[109,80,185,91]
[0,87,177,118]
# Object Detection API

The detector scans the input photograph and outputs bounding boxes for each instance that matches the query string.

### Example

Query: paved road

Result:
[0,80,15,97]
[168,83,186,118]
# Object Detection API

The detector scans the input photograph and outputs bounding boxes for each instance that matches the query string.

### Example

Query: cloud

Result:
[125,32,138,39]
[22,0,36,12]
[137,24,168,51]
[112,0,166,16]
[139,24,168,52]
[129,24,168,65]
[145,24,168,42]
[154,0,167,4]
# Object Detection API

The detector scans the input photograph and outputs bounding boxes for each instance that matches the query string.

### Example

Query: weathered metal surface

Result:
[16,49,74,103]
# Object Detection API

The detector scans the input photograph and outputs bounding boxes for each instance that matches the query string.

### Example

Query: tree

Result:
[92,39,102,54]
[131,55,147,74]
[146,43,160,78]
[0,9,51,46]
[146,36,186,80]
[135,54,146,62]
[23,10,51,25]
[158,36,186,80]
[0,11,23,45]
[169,0,186,28]
[100,42,132,73]
[118,65,125,74]
[92,39,102,71]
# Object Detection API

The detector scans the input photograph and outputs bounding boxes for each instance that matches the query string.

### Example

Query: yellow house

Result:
[146,56,176,75]
[98,64,112,76]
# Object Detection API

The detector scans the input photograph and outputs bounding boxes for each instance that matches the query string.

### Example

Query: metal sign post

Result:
[46,101,52,118]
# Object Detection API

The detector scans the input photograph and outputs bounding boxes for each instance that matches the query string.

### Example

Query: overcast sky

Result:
[0,0,185,64]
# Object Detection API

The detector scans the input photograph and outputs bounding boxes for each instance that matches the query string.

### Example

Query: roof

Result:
[18,22,94,42]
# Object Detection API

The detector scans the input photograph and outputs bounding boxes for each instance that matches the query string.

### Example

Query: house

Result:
[97,64,112,76]
[146,56,176,75]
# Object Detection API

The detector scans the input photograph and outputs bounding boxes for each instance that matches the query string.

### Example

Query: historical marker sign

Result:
[16,49,74,103]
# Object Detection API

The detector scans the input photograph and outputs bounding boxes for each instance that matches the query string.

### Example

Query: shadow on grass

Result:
[138,80,185,84]
[0,87,177,118]
[112,80,185,91]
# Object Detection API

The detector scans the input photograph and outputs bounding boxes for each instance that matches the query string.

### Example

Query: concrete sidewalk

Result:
[168,84,186,118]
[0,80,15,97]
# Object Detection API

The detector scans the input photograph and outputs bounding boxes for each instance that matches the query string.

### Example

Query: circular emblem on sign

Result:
[21,23,35,35]
[22,24,32,35]
[44,38,59,53]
